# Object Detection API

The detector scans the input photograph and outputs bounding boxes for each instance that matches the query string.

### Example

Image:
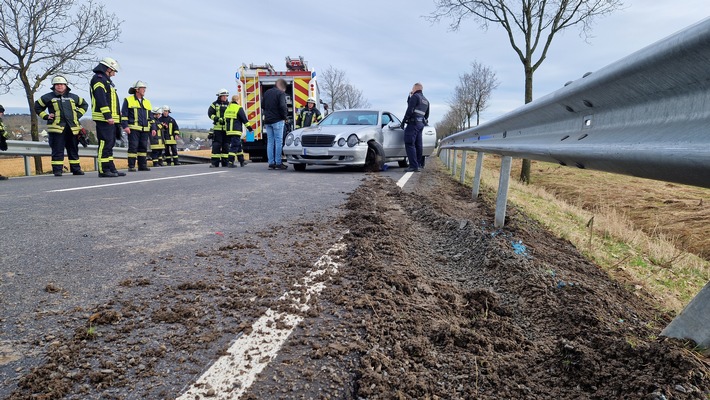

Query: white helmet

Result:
[307,97,316,104]
[162,105,171,112]
[133,80,147,89]
[216,88,229,97]
[152,107,162,114]
[99,57,120,72]
[51,76,68,85]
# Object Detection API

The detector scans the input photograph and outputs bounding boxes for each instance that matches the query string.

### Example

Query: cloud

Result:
[1,0,706,130]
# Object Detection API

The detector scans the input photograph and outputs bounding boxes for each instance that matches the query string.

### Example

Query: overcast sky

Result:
[1,0,707,128]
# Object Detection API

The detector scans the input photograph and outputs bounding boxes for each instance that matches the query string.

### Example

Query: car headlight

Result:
[294,136,301,146]
[347,134,359,147]
[338,138,346,147]
[285,134,294,146]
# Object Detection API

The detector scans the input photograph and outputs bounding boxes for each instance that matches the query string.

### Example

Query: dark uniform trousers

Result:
[164,143,179,165]
[228,135,245,164]
[96,122,117,174]
[127,129,150,169]
[48,125,81,174]
[404,117,424,169]
[211,130,229,167]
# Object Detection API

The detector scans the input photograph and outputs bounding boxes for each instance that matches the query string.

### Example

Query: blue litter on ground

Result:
[512,240,528,256]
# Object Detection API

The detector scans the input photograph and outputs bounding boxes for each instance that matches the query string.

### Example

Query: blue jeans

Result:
[265,120,285,166]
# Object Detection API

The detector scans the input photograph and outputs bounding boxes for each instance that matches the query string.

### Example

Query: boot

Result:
[228,162,237,168]
[127,157,136,171]
[137,156,149,171]
[52,166,63,177]
[238,156,246,167]
[72,170,85,175]
[109,161,126,176]
[99,171,118,178]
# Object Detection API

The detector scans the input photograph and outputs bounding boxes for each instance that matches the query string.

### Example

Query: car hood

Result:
[293,125,375,137]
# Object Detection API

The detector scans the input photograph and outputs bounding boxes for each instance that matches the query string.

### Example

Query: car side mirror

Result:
[387,121,400,130]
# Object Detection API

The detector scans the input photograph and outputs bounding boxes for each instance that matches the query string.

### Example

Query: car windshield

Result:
[319,111,378,126]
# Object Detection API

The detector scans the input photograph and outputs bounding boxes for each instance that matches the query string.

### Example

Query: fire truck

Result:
[235,56,320,162]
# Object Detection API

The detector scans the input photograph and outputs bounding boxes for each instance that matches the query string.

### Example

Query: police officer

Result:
[208,89,230,168]
[224,95,253,168]
[149,107,165,167]
[160,105,181,166]
[91,57,125,178]
[0,104,9,180]
[296,98,321,128]
[121,81,157,172]
[34,76,89,176]
[401,82,429,172]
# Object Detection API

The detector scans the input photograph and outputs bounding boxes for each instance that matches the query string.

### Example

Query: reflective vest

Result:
[208,100,229,131]
[224,103,249,135]
[90,73,120,122]
[159,115,180,144]
[35,90,88,134]
[297,107,321,128]
[150,115,164,149]
[121,95,154,131]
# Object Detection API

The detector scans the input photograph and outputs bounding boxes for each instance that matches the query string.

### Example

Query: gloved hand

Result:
[207,132,214,140]
[400,122,406,130]
[219,118,225,125]
[423,118,429,126]
[0,137,7,151]
[78,128,89,148]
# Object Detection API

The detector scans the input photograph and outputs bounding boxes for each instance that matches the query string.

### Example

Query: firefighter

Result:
[34,76,89,176]
[401,82,429,172]
[296,98,321,128]
[224,95,252,168]
[91,57,125,178]
[149,107,165,167]
[160,105,180,166]
[0,104,8,180]
[208,89,230,168]
[121,80,157,171]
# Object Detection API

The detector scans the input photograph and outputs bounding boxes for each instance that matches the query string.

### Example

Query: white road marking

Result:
[177,239,346,400]
[46,171,227,193]
[396,171,414,188]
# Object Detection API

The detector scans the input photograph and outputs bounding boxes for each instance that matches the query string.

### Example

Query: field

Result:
[451,152,709,312]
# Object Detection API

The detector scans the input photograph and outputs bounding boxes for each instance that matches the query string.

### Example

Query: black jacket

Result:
[262,87,288,125]
[403,90,430,123]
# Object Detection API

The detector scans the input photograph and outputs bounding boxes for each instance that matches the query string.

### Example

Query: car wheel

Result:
[364,141,385,172]
[398,159,409,168]
[293,164,307,172]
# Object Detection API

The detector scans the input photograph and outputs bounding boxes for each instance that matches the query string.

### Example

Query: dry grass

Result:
[445,152,709,313]
[0,156,128,177]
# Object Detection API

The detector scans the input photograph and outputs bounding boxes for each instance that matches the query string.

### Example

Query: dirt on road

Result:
[6,162,710,399]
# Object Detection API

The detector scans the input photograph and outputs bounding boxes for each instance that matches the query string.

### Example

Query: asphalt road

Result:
[0,161,418,398]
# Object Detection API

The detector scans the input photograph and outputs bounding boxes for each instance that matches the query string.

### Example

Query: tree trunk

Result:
[519,66,534,184]
[25,91,43,175]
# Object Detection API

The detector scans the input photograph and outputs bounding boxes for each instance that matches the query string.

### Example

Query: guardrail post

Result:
[94,157,99,172]
[472,152,484,200]
[452,150,457,176]
[494,156,513,228]
[23,156,31,176]
[459,151,467,184]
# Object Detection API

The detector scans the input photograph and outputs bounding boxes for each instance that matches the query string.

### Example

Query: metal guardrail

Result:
[439,17,710,227]
[2,140,207,175]
[438,18,710,351]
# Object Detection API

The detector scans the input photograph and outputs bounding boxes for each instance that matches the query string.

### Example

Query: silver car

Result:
[283,109,437,171]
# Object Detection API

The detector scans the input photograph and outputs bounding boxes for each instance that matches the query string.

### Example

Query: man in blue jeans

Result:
[262,78,288,170]
[401,83,430,172]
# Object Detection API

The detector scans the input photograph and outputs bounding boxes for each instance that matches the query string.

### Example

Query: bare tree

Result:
[0,0,121,173]
[430,0,623,183]
[341,83,371,109]
[453,61,499,128]
[436,105,467,140]
[319,65,348,111]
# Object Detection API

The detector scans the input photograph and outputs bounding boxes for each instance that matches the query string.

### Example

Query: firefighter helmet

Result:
[133,81,147,89]
[152,107,162,114]
[216,88,229,97]
[51,76,68,86]
[162,105,171,112]
[99,57,120,72]
[307,97,316,104]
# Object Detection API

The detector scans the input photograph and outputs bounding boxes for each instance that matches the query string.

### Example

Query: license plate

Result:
[303,147,328,156]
